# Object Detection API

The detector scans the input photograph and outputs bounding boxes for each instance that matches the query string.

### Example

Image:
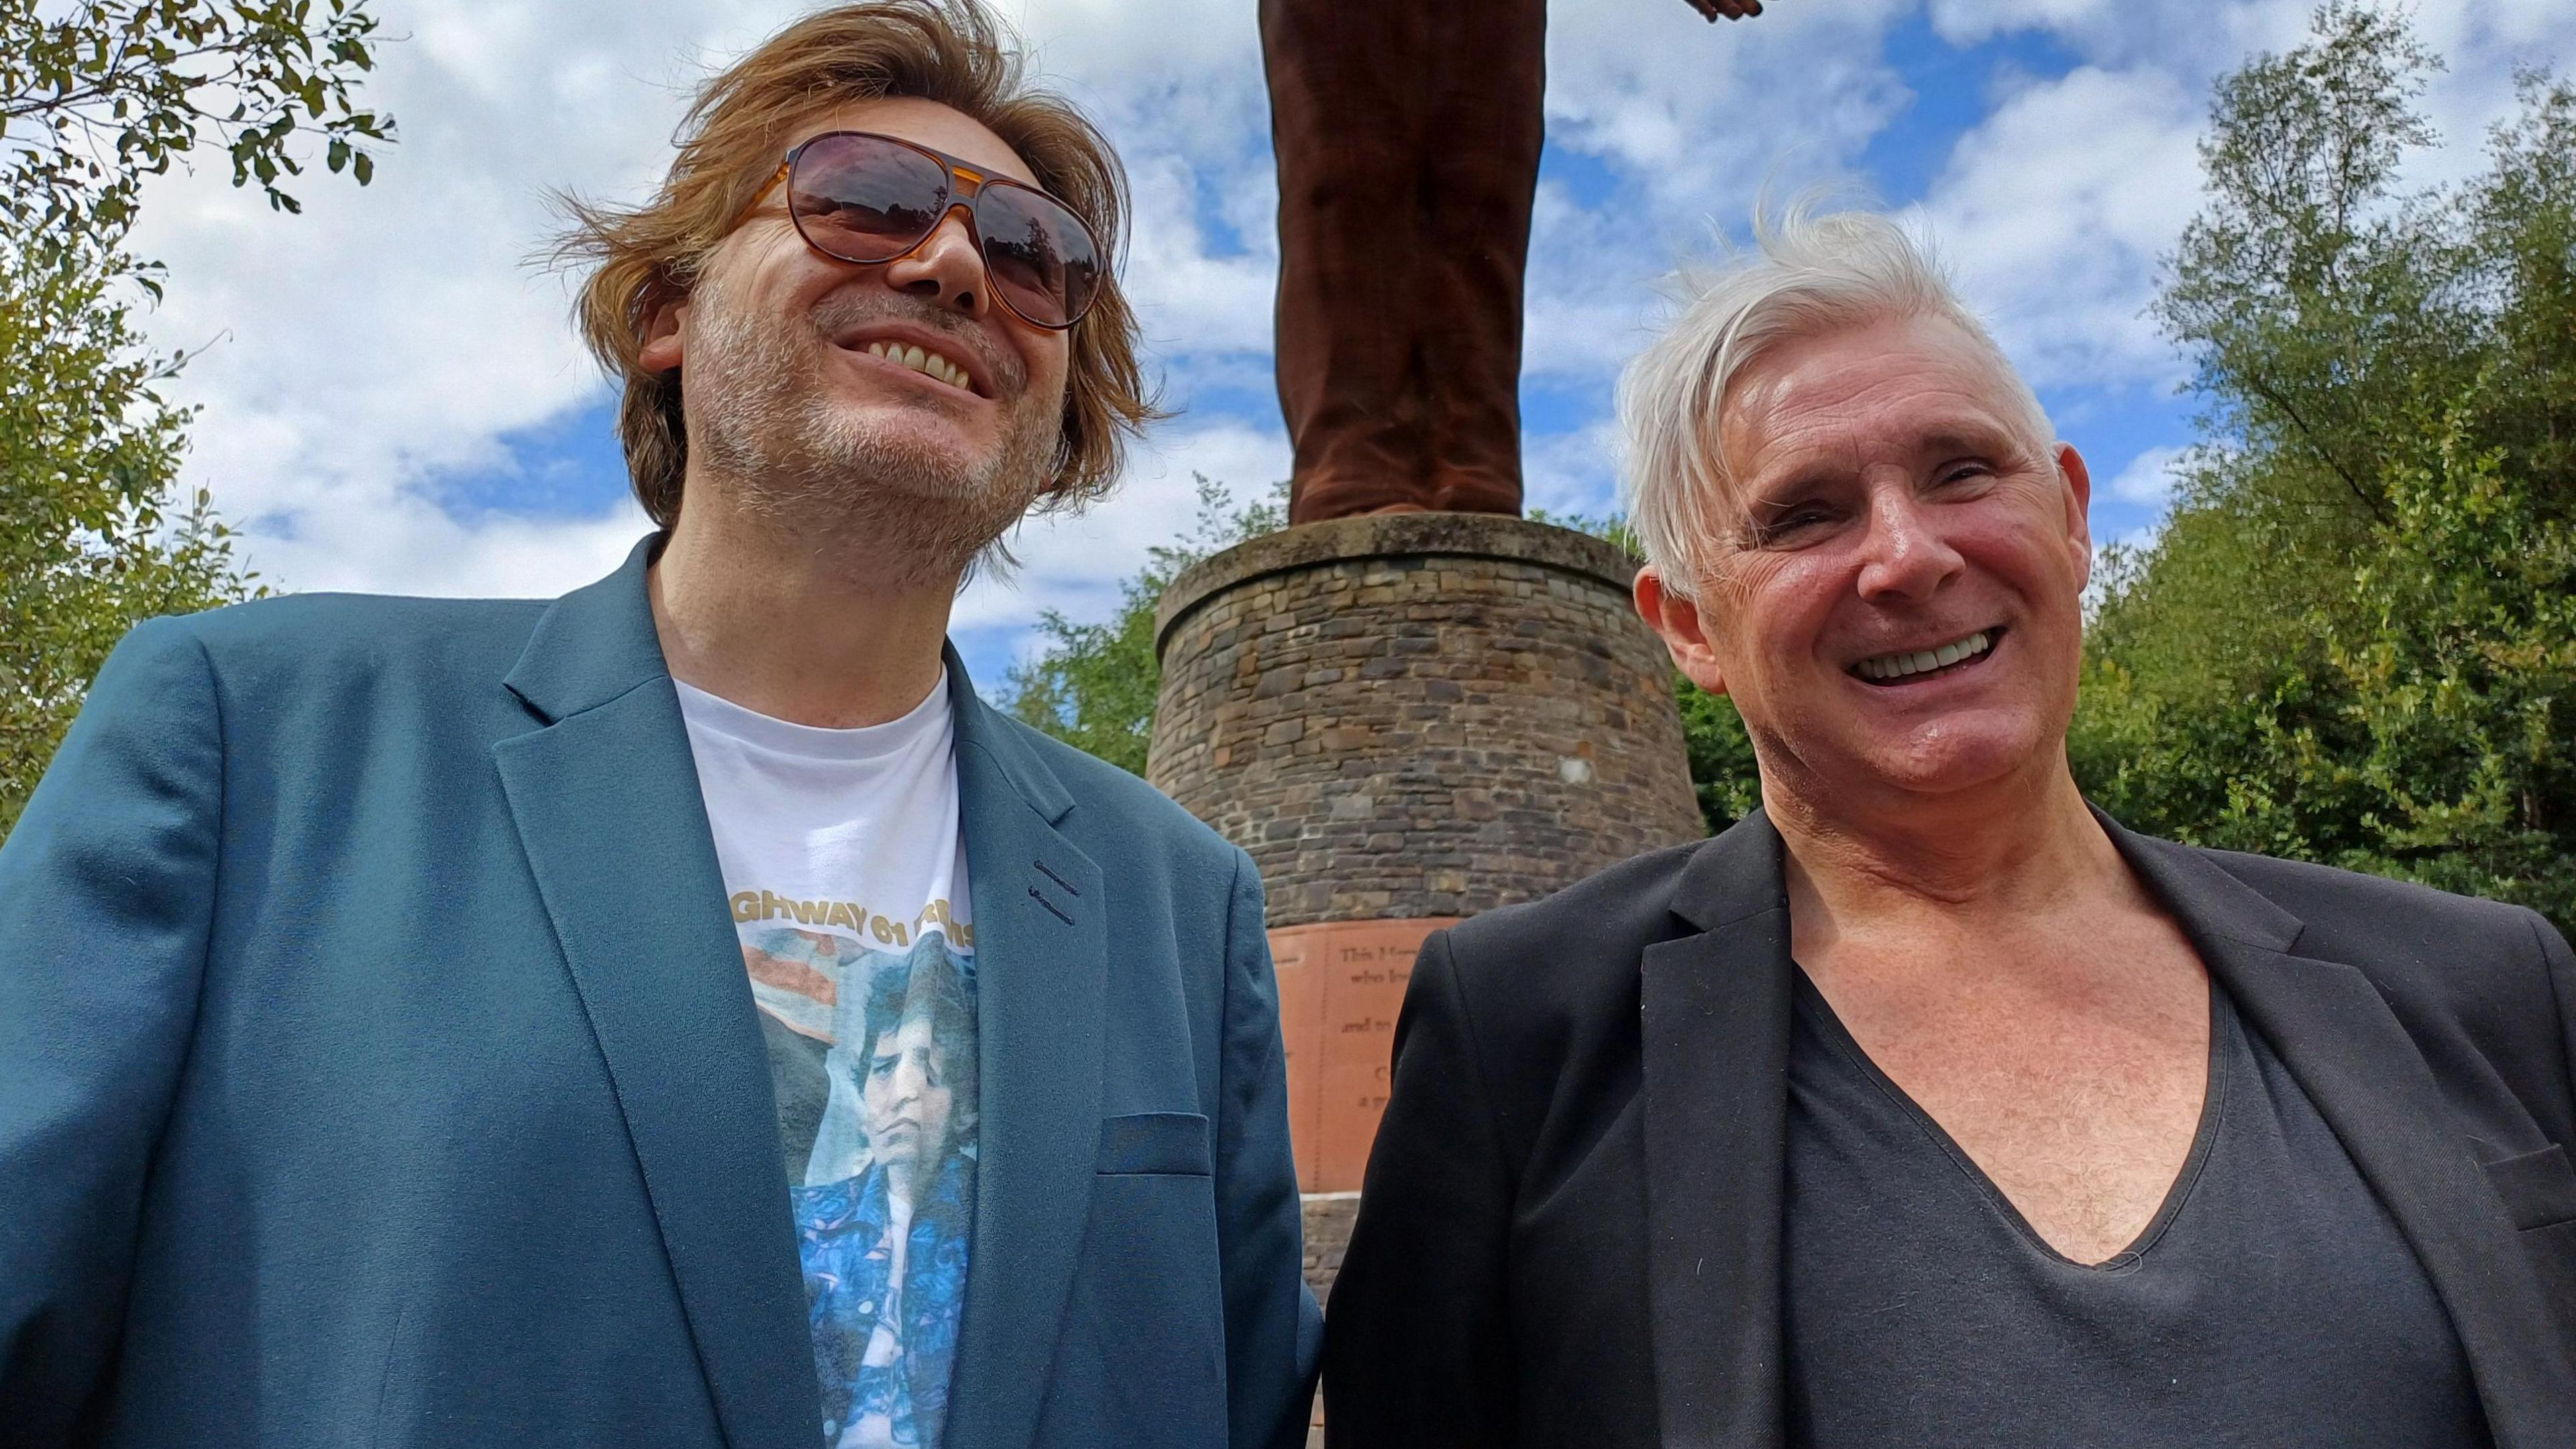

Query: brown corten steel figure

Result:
[1260,0,1769,525]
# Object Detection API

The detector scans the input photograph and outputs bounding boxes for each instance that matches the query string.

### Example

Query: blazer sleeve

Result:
[2530,908,2576,1116]
[0,619,223,1444]
[1320,928,1515,1449]
[1214,846,1324,1449]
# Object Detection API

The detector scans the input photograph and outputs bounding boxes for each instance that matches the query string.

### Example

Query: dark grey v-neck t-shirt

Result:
[1782,972,2490,1448]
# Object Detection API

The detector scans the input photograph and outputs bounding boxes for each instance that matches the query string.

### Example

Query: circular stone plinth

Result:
[1148,511,1705,929]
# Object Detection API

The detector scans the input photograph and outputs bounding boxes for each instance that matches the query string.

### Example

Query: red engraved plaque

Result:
[1267,917,1460,1193]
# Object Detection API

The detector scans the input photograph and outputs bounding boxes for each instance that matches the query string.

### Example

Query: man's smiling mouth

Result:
[858,338,974,393]
[1850,627,2001,684]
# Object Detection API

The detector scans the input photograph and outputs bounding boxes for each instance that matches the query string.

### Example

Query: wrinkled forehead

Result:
[1717,315,2045,500]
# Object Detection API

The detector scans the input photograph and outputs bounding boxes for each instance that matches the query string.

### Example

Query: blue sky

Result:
[129,0,2573,694]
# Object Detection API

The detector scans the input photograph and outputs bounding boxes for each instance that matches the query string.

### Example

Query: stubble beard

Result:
[684,280,1061,590]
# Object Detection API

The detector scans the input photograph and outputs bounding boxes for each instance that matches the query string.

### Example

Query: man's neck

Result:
[649,500,959,729]
[1768,754,2133,943]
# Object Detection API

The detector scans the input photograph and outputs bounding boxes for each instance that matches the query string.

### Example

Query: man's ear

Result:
[637,282,689,374]
[1634,565,1729,698]
[2054,441,2095,593]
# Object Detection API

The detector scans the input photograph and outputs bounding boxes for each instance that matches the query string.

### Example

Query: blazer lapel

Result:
[941,651,1108,1449]
[1638,812,1794,1449]
[492,539,820,1449]
[2112,824,2576,1449]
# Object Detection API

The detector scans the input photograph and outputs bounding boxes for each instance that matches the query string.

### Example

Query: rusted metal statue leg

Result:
[1262,0,1546,523]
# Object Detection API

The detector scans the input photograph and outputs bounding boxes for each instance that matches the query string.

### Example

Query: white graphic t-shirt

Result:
[676,676,976,1449]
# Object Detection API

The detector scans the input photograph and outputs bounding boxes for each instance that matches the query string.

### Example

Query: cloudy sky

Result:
[126,0,2576,693]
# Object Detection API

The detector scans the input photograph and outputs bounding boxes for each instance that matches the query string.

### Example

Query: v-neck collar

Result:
[1788,965,2233,1271]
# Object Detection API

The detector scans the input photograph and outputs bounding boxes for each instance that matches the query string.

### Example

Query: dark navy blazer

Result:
[0,540,1321,1449]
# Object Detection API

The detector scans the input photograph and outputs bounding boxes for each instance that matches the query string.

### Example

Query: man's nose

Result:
[1853,481,1965,603]
[881,204,989,319]
[892,1054,928,1101]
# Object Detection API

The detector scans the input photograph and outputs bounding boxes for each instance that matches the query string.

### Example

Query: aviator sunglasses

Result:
[739,129,1106,331]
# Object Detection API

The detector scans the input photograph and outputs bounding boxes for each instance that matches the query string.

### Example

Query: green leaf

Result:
[0,0,393,839]
[2078,11,2576,934]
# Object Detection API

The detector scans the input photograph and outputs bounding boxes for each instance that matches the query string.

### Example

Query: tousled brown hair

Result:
[554,0,1159,528]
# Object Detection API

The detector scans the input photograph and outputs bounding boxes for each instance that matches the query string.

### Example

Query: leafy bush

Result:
[2074,6,2576,932]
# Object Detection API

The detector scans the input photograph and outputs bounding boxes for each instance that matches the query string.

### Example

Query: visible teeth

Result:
[1856,630,1991,680]
[862,340,970,391]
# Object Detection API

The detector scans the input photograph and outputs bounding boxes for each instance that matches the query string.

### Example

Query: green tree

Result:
[1004,476,1286,775]
[1,0,392,833]
[2075,4,2576,930]
[1674,675,1760,834]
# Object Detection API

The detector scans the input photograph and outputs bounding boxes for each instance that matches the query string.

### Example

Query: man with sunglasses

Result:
[0,5,1319,1448]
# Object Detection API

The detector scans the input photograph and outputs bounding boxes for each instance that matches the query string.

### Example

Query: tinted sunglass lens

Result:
[788,134,949,262]
[978,182,1103,327]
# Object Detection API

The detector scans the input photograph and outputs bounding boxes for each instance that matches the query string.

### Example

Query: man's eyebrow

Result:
[1737,417,2032,511]
[1742,468,1838,511]
[1915,423,2028,460]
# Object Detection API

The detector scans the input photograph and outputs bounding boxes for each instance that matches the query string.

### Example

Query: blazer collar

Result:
[2092,812,2302,952]
[943,637,1075,826]
[1640,807,2575,1449]
[492,533,820,1449]
[2104,818,2576,1447]
[1639,809,1793,1449]
[500,533,1079,829]
[944,651,1108,1449]
[502,535,669,724]
[1668,806,1791,934]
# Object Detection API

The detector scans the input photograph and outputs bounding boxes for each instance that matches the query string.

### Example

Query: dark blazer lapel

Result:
[1638,811,1794,1449]
[2111,823,2576,1448]
[941,649,1108,1449]
[492,539,820,1449]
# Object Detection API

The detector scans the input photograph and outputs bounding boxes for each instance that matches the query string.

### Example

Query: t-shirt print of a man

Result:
[796,934,977,1449]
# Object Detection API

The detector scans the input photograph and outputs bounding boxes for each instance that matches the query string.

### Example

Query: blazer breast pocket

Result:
[2479,1140,2576,1231]
[1095,1111,1212,1177]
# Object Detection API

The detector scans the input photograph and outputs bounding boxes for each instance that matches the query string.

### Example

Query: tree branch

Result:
[2238,368,2389,523]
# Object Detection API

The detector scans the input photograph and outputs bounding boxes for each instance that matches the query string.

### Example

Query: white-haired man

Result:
[1320,209,2576,1448]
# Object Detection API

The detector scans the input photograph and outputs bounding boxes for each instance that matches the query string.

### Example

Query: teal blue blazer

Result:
[0,540,1321,1449]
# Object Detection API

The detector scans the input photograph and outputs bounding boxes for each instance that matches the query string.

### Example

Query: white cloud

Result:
[1544,0,1913,206]
[1118,150,1276,360]
[1914,63,2206,393]
[1926,0,2108,46]
[1926,0,2302,72]
[1909,0,2576,405]
[1516,0,1922,389]
[249,496,656,600]
[2105,443,2187,507]
[1523,418,1625,522]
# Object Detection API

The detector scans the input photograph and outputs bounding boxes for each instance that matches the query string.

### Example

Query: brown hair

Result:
[553,0,1160,528]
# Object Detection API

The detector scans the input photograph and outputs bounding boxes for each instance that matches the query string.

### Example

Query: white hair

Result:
[1617,201,2053,602]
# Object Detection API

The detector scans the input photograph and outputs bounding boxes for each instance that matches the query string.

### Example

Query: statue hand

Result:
[1680,0,1766,18]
